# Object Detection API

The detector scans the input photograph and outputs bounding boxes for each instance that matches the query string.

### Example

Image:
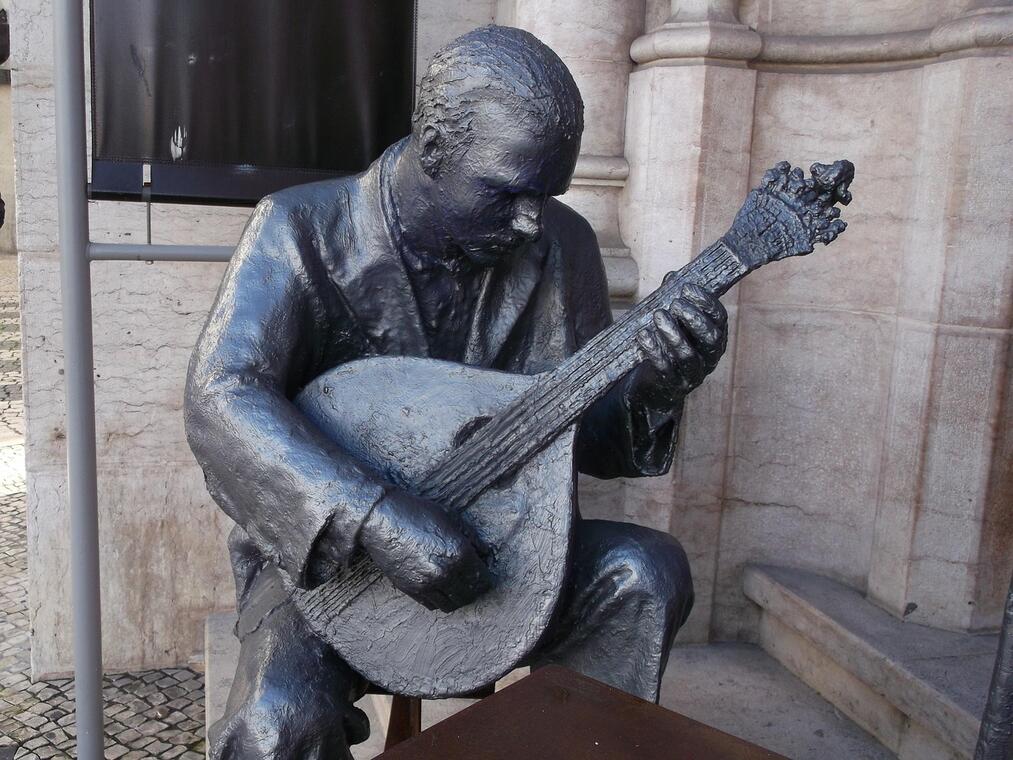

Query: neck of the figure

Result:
[386,140,476,275]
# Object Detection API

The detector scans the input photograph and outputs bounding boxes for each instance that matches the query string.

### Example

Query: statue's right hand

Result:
[358,488,493,612]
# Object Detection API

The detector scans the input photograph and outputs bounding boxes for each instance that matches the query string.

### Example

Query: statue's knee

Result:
[653,534,693,601]
[210,689,298,760]
[650,535,695,625]
[210,690,363,760]
[605,527,693,609]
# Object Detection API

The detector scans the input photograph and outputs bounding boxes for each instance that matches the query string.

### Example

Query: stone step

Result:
[205,613,892,759]
[743,564,1000,760]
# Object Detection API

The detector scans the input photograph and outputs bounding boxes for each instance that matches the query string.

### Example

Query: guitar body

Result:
[291,357,576,697]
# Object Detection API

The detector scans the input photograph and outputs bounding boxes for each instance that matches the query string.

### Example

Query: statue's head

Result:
[408,25,584,266]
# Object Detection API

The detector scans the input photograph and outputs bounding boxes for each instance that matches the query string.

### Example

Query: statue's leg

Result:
[208,565,370,760]
[528,518,694,703]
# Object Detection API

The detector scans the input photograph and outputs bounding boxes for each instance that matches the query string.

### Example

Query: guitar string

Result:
[425,246,732,493]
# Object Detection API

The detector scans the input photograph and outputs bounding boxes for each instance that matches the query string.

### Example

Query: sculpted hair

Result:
[413,25,584,172]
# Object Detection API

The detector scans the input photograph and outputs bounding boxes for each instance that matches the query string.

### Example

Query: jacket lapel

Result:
[463,239,549,368]
[322,151,430,359]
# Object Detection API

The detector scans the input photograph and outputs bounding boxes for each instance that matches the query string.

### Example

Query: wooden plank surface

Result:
[378,665,788,759]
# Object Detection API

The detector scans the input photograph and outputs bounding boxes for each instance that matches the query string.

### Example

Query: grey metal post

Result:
[53,0,105,756]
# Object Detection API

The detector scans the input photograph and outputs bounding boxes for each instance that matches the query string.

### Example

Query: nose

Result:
[510,196,544,242]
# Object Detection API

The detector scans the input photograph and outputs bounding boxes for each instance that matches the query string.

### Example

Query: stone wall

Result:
[617,0,1013,641]
[10,0,1011,673]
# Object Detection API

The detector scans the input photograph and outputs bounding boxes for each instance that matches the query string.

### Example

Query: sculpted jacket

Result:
[184,142,682,609]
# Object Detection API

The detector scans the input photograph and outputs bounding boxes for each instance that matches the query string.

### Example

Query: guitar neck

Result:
[420,238,754,509]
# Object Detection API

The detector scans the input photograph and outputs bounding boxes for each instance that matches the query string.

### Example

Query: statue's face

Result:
[430,106,580,267]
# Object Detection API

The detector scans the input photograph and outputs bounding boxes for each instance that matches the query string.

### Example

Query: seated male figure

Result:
[185,26,726,759]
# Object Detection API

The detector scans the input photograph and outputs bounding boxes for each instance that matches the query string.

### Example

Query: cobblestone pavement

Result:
[0,256,207,759]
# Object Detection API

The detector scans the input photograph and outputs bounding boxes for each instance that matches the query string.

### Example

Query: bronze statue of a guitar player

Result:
[185,25,853,759]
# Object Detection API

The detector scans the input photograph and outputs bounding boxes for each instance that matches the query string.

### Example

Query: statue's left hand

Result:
[631,283,727,412]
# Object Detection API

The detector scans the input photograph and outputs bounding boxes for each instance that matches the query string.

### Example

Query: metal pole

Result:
[53,0,104,756]
[89,242,234,262]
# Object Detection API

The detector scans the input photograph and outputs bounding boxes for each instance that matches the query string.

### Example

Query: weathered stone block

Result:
[623,63,756,296]
[27,462,235,677]
[715,307,895,638]
[759,613,907,753]
[415,0,496,82]
[560,56,632,157]
[149,205,252,248]
[742,67,920,313]
[10,68,57,256]
[744,564,995,759]
[20,255,227,471]
[7,0,54,71]
[738,0,965,36]
[660,642,895,759]
[868,320,937,617]
[897,56,1013,330]
[906,326,1010,630]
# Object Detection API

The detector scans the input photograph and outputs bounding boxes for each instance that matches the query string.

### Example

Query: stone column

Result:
[963,0,1011,9]
[0,70,15,256]
[623,1,759,293]
[498,0,643,300]
[866,0,1013,632]
[613,0,759,642]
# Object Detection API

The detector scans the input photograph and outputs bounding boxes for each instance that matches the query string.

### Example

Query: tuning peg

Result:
[810,160,855,206]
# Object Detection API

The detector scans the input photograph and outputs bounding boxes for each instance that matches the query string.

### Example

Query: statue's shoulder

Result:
[542,197,598,254]
[255,177,357,230]
[540,198,609,308]
[236,177,361,265]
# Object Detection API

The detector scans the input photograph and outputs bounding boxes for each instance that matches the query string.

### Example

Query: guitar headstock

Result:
[724,160,855,270]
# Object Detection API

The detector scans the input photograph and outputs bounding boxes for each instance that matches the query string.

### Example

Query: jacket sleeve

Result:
[184,200,387,588]
[577,374,683,479]
[569,218,682,480]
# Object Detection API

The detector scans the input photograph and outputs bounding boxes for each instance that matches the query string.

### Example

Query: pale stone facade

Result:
[7,0,1011,675]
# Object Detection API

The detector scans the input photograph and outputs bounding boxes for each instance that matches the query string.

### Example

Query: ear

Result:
[418,124,446,179]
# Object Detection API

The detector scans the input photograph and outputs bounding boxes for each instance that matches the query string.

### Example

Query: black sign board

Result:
[89,0,417,205]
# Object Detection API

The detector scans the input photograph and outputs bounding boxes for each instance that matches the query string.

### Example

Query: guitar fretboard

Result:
[420,238,751,509]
